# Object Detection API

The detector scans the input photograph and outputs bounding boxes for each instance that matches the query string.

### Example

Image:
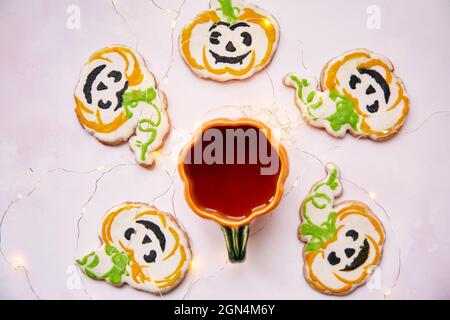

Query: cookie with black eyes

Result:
[298,163,385,295]
[74,45,170,167]
[284,49,409,141]
[180,0,280,81]
[76,202,192,294]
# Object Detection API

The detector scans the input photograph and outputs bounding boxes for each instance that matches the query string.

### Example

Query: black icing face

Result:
[123,220,166,265]
[347,68,391,115]
[207,22,253,65]
[83,64,129,111]
[326,229,370,272]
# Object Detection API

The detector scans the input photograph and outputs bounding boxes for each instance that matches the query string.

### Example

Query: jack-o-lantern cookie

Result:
[298,164,385,295]
[284,49,409,141]
[180,0,280,81]
[76,202,192,294]
[74,45,170,166]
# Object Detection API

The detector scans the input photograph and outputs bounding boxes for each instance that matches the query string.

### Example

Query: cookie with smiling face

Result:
[298,164,385,295]
[284,49,409,141]
[74,45,170,167]
[180,0,280,81]
[76,202,192,294]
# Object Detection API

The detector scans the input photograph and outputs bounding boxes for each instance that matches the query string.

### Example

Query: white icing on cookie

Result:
[284,49,409,140]
[76,202,192,294]
[298,163,385,295]
[74,45,170,166]
[180,0,280,81]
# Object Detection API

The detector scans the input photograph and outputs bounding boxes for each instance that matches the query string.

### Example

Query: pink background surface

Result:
[0,0,449,299]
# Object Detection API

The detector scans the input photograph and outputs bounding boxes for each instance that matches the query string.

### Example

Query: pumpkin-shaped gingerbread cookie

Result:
[299,164,385,295]
[75,45,170,166]
[180,0,280,81]
[284,49,409,141]
[76,202,192,294]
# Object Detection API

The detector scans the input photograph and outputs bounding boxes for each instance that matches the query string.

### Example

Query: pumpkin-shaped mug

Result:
[179,118,288,262]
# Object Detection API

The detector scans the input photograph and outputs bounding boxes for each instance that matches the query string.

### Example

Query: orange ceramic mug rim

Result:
[178,117,289,228]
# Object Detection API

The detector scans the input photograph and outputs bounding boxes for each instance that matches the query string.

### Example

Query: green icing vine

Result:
[289,76,360,132]
[102,246,130,285]
[76,245,130,285]
[135,112,161,161]
[326,91,359,132]
[314,168,339,191]
[290,75,309,101]
[301,168,342,252]
[76,251,98,268]
[308,193,331,210]
[301,211,337,252]
[122,87,157,119]
[216,0,240,24]
[326,168,339,190]
[290,75,323,120]
[122,87,162,162]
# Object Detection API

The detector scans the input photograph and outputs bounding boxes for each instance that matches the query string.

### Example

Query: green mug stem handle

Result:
[221,225,249,263]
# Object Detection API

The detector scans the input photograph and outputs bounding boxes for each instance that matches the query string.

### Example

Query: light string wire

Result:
[0,157,176,300]
[74,163,137,254]
[151,0,188,84]
[0,165,119,299]
[0,186,41,299]
[403,110,450,134]
[111,0,139,50]
[182,260,229,300]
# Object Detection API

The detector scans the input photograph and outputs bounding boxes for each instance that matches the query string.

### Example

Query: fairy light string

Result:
[0,160,176,300]
[404,110,450,134]
[74,163,137,253]
[150,0,188,84]
[182,259,229,300]
[0,187,41,299]
[111,0,139,50]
